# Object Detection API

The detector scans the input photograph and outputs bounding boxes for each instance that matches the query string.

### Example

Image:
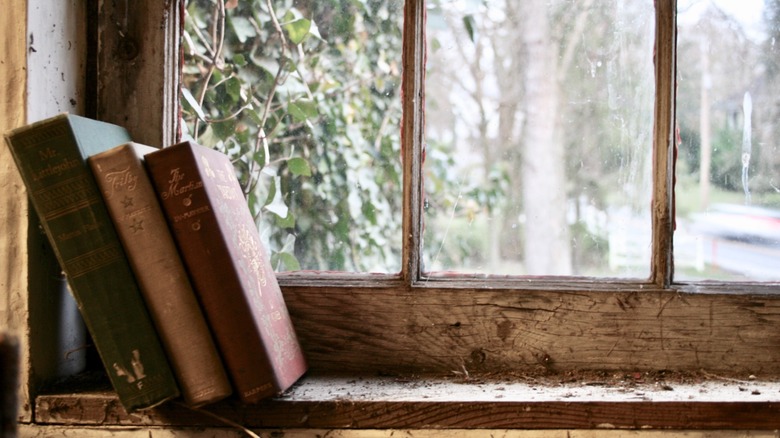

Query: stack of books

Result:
[4,114,307,412]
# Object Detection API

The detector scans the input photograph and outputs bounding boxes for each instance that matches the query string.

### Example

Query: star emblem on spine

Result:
[129,218,144,233]
[122,196,134,209]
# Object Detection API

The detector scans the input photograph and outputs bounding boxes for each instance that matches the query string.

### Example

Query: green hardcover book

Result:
[4,114,180,412]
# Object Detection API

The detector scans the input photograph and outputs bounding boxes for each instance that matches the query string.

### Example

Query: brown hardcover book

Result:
[88,143,233,407]
[145,140,307,403]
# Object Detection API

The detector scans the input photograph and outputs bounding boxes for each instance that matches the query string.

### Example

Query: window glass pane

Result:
[182,0,404,273]
[675,0,780,281]
[424,1,655,277]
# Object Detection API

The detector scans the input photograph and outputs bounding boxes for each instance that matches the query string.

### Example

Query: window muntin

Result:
[675,0,780,282]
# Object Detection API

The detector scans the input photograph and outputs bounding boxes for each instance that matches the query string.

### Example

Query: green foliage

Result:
[710,125,745,192]
[462,15,476,42]
[182,0,403,272]
[570,221,608,272]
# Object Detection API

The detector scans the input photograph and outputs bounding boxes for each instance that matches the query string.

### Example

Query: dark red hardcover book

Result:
[145,140,307,402]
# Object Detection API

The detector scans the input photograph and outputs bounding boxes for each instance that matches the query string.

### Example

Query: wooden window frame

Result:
[29,0,780,431]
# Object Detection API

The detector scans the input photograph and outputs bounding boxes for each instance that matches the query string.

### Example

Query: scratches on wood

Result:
[97,0,180,148]
[35,376,780,430]
[278,286,780,375]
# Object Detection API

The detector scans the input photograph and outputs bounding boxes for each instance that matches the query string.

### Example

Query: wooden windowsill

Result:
[34,373,780,430]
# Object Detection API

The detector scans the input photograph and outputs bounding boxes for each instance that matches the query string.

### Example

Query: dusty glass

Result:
[182,0,404,273]
[424,0,656,277]
[675,0,780,281]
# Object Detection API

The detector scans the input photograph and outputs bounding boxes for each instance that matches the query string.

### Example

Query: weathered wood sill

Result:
[34,375,780,430]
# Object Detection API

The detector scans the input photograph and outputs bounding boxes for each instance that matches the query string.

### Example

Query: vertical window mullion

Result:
[96,0,180,148]
[401,0,426,285]
[650,0,677,287]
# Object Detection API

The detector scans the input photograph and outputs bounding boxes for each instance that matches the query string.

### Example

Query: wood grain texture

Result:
[401,0,426,282]
[35,376,780,429]
[19,425,780,438]
[97,0,181,148]
[280,286,780,375]
[650,0,676,287]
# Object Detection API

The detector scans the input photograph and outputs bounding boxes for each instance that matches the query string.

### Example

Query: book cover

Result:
[145,140,307,403]
[4,114,180,412]
[88,142,232,407]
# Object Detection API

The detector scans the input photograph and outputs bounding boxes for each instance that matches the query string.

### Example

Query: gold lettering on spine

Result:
[30,157,80,181]
[173,205,211,223]
[102,166,138,199]
[200,155,216,178]
[216,184,238,200]
[161,168,203,200]
[56,219,101,242]
[38,147,58,160]
[243,382,273,398]
[237,223,267,297]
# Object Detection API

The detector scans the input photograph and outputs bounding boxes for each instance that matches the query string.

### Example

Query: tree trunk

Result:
[520,0,572,275]
[699,37,712,210]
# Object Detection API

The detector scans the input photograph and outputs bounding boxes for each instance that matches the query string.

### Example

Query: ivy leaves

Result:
[182,0,403,272]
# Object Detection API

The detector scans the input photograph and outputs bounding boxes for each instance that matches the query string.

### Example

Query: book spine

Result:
[146,142,306,403]
[4,115,180,412]
[89,143,232,407]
